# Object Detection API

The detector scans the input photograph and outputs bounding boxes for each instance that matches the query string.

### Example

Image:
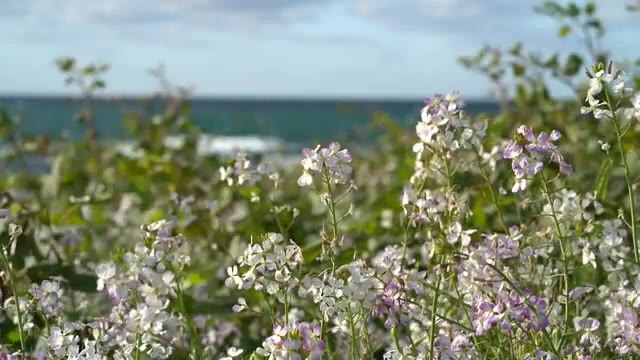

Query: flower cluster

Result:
[255,322,325,360]
[299,247,426,332]
[471,288,549,336]
[401,187,449,226]
[220,152,279,187]
[433,332,477,360]
[580,62,628,119]
[90,219,189,359]
[503,125,572,192]
[297,142,352,187]
[411,92,487,184]
[47,322,108,359]
[3,296,35,334]
[225,233,303,303]
[29,280,66,317]
[416,92,486,150]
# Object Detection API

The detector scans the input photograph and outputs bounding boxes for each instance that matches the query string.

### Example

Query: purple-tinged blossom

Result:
[297,142,353,187]
[503,125,572,192]
[256,322,325,360]
[471,288,549,337]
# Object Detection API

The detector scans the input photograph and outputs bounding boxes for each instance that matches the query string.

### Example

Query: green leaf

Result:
[563,53,583,76]
[511,63,526,77]
[184,271,206,287]
[594,158,612,201]
[544,54,559,69]
[83,64,96,75]
[471,199,488,229]
[534,1,564,16]
[558,25,571,38]
[626,150,640,179]
[585,19,603,36]
[509,42,522,56]
[27,263,98,293]
[6,328,21,345]
[91,79,106,89]
[566,2,580,17]
[64,272,99,293]
[301,239,323,263]
[56,57,75,72]
[584,2,596,15]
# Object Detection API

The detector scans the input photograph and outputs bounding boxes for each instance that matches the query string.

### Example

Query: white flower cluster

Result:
[603,279,640,354]
[297,142,352,187]
[580,62,632,120]
[225,233,303,303]
[384,332,476,360]
[3,296,35,333]
[411,92,487,184]
[220,152,279,187]
[47,322,108,359]
[401,187,466,229]
[29,280,66,317]
[91,219,189,359]
[255,321,325,360]
[4,278,111,358]
[544,190,603,223]
[299,248,426,330]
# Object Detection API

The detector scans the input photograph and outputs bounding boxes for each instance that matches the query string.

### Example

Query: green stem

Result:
[176,276,203,359]
[539,171,570,347]
[135,333,142,360]
[480,166,509,233]
[320,319,337,360]
[0,248,26,353]
[605,88,639,263]
[392,326,404,355]
[428,273,442,360]
[359,307,373,357]
[322,166,341,274]
[346,306,360,359]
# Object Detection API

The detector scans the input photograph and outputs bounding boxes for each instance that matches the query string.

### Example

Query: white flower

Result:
[598,140,611,153]
[446,222,476,246]
[221,346,244,360]
[96,262,117,291]
[225,266,243,289]
[512,178,528,193]
[232,297,247,313]
[297,171,313,187]
[297,143,352,187]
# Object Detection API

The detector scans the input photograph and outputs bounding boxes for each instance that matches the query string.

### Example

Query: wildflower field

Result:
[2,2,640,359]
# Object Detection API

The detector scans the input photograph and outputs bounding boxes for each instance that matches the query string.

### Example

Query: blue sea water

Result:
[0,96,500,153]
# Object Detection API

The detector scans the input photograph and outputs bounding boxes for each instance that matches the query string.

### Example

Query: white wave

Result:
[115,134,287,158]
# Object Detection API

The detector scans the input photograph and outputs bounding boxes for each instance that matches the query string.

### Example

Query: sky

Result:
[0,0,638,99]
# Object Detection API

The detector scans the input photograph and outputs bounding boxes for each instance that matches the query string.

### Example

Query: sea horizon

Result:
[0,92,501,102]
[0,95,503,159]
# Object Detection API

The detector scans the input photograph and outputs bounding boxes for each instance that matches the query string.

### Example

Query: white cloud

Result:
[2,0,637,51]
[3,0,337,30]
[351,0,542,38]
[350,0,636,36]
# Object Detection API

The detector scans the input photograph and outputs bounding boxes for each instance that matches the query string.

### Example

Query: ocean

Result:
[0,96,500,155]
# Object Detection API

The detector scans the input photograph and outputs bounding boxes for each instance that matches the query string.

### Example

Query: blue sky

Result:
[0,0,637,99]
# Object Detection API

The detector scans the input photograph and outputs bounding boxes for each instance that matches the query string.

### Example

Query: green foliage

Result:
[0,1,639,358]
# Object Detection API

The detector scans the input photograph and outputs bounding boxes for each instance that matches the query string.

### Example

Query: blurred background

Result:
[0,0,638,153]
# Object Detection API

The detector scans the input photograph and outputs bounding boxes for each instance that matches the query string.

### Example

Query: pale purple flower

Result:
[503,126,571,192]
